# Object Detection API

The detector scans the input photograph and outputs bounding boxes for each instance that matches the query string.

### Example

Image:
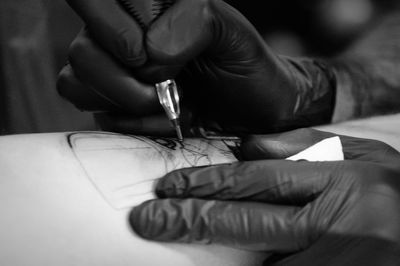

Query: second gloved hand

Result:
[130,128,400,266]
[58,0,337,136]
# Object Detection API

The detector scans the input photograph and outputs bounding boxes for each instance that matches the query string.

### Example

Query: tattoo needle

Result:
[155,79,184,142]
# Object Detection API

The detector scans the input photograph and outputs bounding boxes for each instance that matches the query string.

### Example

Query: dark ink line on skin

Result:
[67,133,74,148]
[179,142,185,149]
[75,147,154,152]
[147,137,179,150]
[67,131,130,148]
[146,136,241,165]
[149,137,211,165]
[66,132,119,209]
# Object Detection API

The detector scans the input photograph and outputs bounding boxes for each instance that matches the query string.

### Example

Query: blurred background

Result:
[0,0,399,135]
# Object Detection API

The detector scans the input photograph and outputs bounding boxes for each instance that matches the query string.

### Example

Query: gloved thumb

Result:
[240,128,336,160]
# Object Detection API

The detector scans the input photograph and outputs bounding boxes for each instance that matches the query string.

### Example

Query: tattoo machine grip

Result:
[116,0,183,141]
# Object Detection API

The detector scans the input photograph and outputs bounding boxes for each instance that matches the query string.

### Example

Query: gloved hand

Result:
[130,128,400,266]
[58,0,336,136]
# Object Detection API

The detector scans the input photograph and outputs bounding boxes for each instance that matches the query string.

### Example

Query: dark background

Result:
[0,0,398,134]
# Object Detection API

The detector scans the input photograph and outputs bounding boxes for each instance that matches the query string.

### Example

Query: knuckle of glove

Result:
[368,140,400,156]
[343,137,400,162]
[67,36,94,79]
[240,135,278,160]
[196,0,216,15]
[56,68,78,104]
[114,27,147,67]
[147,0,215,62]
[343,161,400,193]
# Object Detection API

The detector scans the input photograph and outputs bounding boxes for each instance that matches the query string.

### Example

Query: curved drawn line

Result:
[113,178,160,192]
[113,190,154,199]
[78,147,155,152]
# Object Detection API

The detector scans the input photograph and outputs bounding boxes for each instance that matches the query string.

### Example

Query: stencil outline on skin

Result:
[67,132,238,209]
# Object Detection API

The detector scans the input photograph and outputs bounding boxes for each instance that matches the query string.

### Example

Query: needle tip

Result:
[176,125,184,143]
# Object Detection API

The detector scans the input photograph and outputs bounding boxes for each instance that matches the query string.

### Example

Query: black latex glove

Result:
[57,0,336,136]
[130,128,400,266]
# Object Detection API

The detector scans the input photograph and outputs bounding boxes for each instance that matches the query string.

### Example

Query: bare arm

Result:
[0,131,260,266]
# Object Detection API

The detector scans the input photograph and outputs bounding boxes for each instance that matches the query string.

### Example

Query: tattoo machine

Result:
[116,0,183,141]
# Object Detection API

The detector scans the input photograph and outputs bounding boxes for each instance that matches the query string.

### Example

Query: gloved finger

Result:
[340,136,400,164]
[240,128,400,164]
[143,0,215,81]
[65,0,146,67]
[94,113,175,136]
[240,128,336,160]
[156,159,337,205]
[264,234,400,266]
[130,198,304,252]
[57,64,122,112]
[68,29,160,116]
